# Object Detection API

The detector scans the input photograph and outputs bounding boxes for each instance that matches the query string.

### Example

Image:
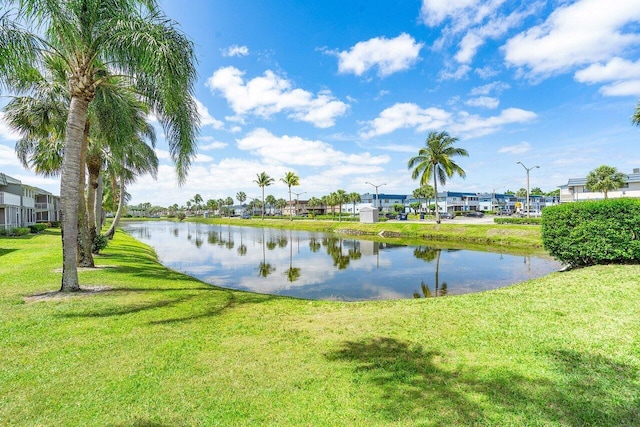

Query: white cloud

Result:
[599,80,640,97]
[0,143,20,166]
[470,81,510,96]
[206,66,349,128]
[0,113,21,142]
[420,0,499,29]
[465,96,499,109]
[335,33,423,77]
[498,141,532,155]
[361,103,536,138]
[359,103,452,139]
[451,108,537,137]
[237,128,389,168]
[194,99,225,129]
[222,45,249,57]
[199,138,228,150]
[574,57,640,96]
[504,0,640,76]
[439,64,471,80]
[194,153,214,163]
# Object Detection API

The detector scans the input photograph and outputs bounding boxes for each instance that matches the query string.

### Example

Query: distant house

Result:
[1,172,60,230]
[559,168,640,202]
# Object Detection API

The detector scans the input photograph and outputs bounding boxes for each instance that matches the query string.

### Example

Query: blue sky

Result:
[1,0,640,206]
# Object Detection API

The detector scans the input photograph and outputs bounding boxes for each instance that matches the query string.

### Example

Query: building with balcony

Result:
[1,172,60,230]
[559,168,640,202]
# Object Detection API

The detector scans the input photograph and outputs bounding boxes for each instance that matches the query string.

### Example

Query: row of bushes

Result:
[494,217,542,225]
[542,199,640,267]
[0,223,50,237]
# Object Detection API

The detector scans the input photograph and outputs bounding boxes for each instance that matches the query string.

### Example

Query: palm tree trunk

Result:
[433,168,440,224]
[86,152,102,251]
[60,96,89,292]
[95,171,104,231]
[77,125,94,267]
[289,187,293,221]
[105,174,125,239]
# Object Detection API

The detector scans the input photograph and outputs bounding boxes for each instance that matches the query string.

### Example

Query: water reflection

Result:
[121,221,561,301]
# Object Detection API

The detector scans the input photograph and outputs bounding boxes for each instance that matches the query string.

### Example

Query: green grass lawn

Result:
[1,229,639,426]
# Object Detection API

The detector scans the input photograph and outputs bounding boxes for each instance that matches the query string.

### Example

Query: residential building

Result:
[559,168,640,202]
[1,172,60,230]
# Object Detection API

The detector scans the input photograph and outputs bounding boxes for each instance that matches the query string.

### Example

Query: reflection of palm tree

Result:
[413,249,448,297]
[309,237,321,253]
[237,229,247,256]
[413,246,437,262]
[325,237,350,270]
[257,229,275,277]
[284,231,301,282]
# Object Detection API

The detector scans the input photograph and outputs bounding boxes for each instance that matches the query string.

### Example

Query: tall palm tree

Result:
[585,165,627,200]
[335,189,348,222]
[254,172,274,220]
[307,196,321,219]
[348,192,361,217]
[408,131,468,224]
[236,191,246,205]
[0,1,198,292]
[280,171,300,221]
[265,194,277,216]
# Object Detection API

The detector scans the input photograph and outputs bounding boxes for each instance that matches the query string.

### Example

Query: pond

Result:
[121,221,561,301]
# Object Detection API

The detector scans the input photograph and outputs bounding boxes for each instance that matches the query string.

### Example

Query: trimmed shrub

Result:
[92,234,109,254]
[0,227,30,237]
[542,199,640,267]
[494,217,542,225]
[28,223,48,233]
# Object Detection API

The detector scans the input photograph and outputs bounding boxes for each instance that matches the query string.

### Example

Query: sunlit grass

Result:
[1,229,638,425]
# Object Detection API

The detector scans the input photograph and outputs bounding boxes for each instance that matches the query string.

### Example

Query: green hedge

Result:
[28,223,48,233]
[494,217,542,225]
[541,199,640,267]
[0,227,30,237]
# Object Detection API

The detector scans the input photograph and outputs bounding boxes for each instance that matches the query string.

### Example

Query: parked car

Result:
[464,211,485,218]
[494,209,512,216]
[385,213,397,220]
[518,209,541,217]
[241,213,252,219]
[439,211,455,219]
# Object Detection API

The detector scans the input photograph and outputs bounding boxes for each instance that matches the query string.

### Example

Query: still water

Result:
[121,221,561,301]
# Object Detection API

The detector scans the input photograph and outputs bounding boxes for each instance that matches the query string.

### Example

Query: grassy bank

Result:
[183,216,544,250]
[1,229,639,425]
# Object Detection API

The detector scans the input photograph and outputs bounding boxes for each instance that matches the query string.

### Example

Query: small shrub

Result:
[177,212,186,221]
[5,227,30,237]
[92,234,109,254]
[49,221,61,228]
[494,217,542,225]
[28,223,48,233]
[542,199,640,267]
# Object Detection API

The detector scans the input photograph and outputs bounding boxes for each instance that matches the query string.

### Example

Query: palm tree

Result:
[585,165,627,200]
[225,196,234,217]
[348,192,361,217]
[307,196,321,219]
[0,1,198,292]
[254,172,274,220]
[192,194,203,216]
[236,191,246,205]
[280,171,300,221]
[335,189,348,222]
[408,131,468,224]
[265,194,277,216]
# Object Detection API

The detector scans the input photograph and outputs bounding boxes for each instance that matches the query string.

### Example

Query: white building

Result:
[559,169,640,203]
[1,172,60,230]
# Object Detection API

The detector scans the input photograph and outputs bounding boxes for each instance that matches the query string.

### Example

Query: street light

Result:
[517,161,540,218]
[365,182,386,211]
[292,191,306,217]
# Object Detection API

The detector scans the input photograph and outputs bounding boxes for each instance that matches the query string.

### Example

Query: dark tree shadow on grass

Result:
[0,248,17,257]
[327,337,640,425]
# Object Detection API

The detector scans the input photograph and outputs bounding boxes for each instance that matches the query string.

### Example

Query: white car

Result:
[518,209,541,217]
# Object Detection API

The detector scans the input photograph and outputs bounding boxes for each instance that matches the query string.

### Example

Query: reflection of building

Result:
[560,169,640,202]
[359,240,379,256]
[0,172,60,230]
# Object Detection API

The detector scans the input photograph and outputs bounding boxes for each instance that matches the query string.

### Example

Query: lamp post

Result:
[517,161,540,218]
[292,191,306,217]
[365,182,386,211]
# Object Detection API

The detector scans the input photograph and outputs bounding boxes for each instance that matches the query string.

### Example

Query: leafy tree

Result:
[348,192,361,217]
[585,165,627,199]
[236,191,246,205]
[254,172,274,219]
[0,0,198,292]
[546,189,560,197]
[408,131,468,223]
[516,188,527,198]
[280,171,300,221]
[530,187,544,196]
[265,194,277,215]
[307,197,321,218]
[334,189,348,222]
[276,198,287,214]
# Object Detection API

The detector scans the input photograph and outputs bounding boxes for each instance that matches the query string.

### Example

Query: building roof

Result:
[564,171,640,187]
